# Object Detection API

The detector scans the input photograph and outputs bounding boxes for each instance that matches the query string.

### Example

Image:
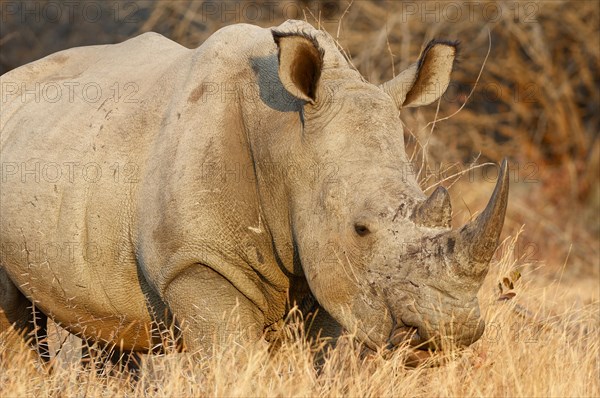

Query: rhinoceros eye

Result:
[354,223,371,237]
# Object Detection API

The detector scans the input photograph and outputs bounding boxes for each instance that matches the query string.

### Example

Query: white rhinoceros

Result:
[0,20,508,357]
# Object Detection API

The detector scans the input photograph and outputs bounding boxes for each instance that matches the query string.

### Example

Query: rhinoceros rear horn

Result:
[412,186,452,228]
[272,30,324,104]
[457,159,510,278]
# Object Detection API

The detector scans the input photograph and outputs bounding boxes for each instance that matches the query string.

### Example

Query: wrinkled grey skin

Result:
[0,20,508,356]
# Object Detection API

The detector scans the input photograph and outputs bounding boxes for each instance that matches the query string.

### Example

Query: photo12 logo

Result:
[1,81,139,105]
[399,1,539,23]
[1,162,140,184]
[199,1,341,23]
[0,1,141,24]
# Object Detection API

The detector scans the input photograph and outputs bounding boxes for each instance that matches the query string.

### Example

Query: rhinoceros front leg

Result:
[162,265,264,354]
[0,267,49,361]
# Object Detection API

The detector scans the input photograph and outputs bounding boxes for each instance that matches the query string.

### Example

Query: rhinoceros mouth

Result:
[388,324,435,351]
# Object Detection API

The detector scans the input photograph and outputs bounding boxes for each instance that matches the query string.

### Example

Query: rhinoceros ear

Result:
[381,40,458,109]
[273,31,324,104]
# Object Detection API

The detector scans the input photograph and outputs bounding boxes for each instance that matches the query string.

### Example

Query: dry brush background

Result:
[0,1,598,397]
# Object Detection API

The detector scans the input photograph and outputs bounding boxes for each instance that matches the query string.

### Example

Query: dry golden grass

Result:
[1,232,598,397]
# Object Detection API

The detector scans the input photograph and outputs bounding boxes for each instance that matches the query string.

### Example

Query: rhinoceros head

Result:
[271,26,508,351]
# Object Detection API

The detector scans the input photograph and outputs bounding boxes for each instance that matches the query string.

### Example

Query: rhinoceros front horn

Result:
[456,159,510,278]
